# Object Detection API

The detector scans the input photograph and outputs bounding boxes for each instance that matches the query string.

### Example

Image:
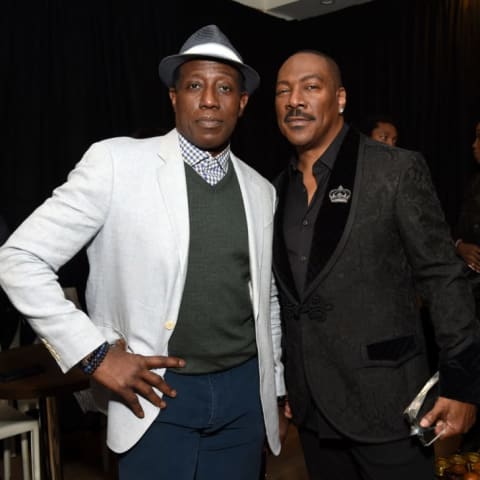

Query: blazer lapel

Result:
[155,130,190,278]
[303,128,362,298]
[231,155,263,318]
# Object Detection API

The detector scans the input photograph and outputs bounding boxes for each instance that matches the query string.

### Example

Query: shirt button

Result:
[300,255,307,262]
[164,320,176,330]
[302,219,309,226]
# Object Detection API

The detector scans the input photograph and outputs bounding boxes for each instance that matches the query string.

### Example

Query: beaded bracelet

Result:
[79,341,110,375]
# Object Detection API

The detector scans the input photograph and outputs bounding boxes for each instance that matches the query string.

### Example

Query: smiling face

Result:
[275,52,346,159]
[169,59,249,155]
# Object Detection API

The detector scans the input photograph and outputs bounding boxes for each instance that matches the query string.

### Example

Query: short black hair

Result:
[291,50,343,89]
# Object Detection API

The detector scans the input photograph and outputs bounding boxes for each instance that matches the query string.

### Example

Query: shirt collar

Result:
[178,132,230,172]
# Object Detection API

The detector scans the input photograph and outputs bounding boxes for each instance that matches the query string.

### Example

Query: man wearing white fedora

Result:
[0,24,286,479]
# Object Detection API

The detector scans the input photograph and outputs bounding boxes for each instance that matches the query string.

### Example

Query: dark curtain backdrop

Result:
[1,0,479,232]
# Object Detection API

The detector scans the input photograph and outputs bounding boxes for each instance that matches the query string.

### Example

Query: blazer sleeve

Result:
[271,265,286,397]
[394,151,480,404]
[0,141,113,371]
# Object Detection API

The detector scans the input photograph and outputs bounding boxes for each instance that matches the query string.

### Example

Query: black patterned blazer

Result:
[273,127,480,443]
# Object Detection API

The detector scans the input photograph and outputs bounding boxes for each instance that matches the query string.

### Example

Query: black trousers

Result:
[298,427,435,480]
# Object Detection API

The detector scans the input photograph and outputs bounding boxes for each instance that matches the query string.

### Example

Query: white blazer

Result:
[0,129,285,454]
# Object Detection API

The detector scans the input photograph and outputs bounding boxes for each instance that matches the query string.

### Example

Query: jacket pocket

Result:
[361,334,422,368]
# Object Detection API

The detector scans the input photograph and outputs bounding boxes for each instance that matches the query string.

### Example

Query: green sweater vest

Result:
[168,164,257,373]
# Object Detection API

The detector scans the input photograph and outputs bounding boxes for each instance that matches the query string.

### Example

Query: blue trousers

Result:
[118,356,265,480]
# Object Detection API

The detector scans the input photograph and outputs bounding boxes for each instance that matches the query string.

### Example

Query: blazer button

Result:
[164,320,176,330]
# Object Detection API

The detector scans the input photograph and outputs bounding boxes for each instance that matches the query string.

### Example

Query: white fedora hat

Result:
[158,24,260,94]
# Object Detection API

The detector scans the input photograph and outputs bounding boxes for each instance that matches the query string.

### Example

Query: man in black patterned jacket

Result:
[272,50,480,480]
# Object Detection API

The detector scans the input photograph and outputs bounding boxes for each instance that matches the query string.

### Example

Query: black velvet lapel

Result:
[272,170,299,302]
[304,128,360,295]
[273,129,362,303]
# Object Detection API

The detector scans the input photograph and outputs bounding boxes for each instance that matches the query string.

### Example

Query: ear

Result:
[337,87,347,114]
[168,88,177,112]
[237,92,249,118]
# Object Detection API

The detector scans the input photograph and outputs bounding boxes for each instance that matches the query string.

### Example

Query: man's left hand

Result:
[420,396,477,437]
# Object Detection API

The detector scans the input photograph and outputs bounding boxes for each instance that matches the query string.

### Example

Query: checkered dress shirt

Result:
[179,133,229,186]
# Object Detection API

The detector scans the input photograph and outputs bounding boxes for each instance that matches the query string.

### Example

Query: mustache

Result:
[284,108,315,122]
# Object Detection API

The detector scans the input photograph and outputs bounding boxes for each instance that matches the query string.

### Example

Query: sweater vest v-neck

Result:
[168,164,256,373]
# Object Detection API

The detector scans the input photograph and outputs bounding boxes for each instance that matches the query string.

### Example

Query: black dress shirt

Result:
[283,124,349,297]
